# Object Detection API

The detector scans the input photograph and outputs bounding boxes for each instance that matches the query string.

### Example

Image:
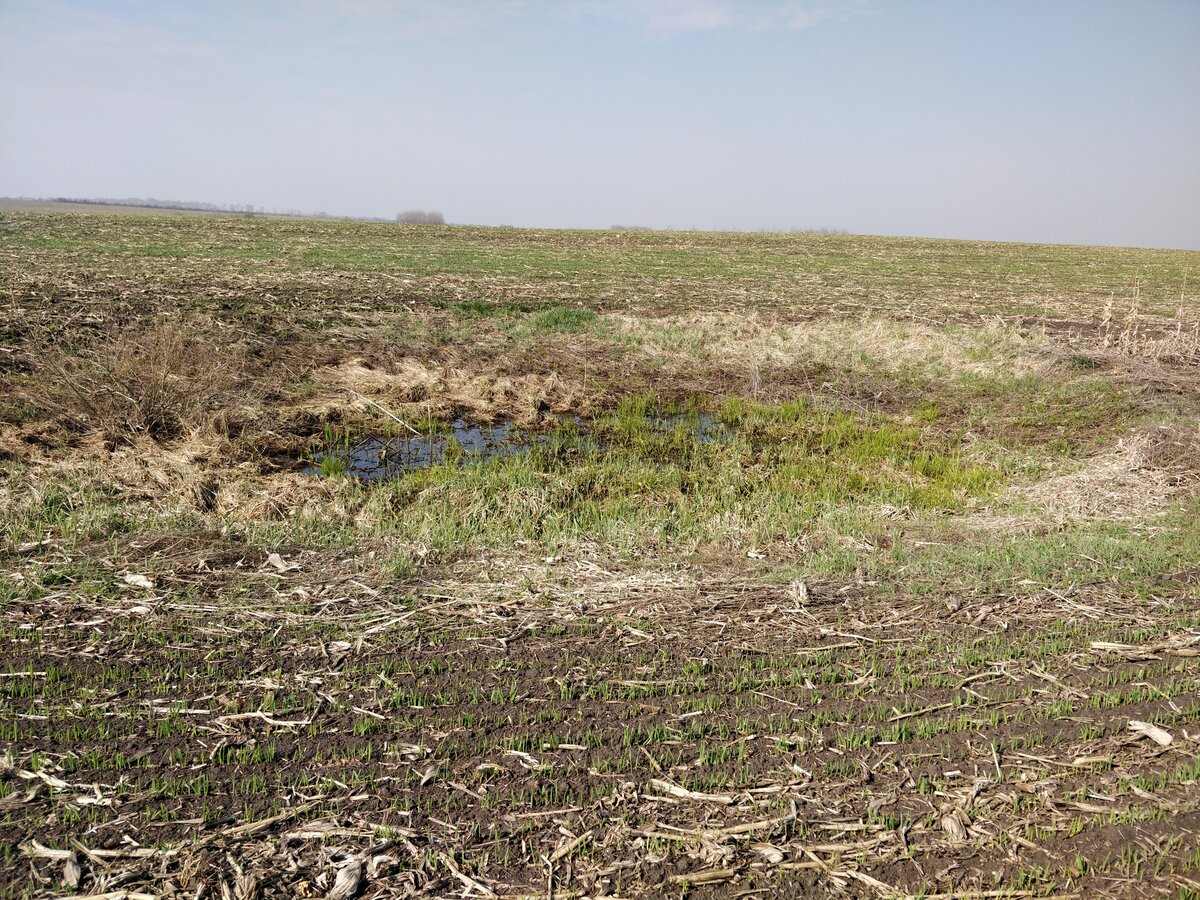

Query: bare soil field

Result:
[2,212,1199,898]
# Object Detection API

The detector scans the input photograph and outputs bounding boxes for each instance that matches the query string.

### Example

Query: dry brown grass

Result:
[999,423,1200,526]
[309,356,589,426]
[611,312,1051,383]
[32,321,249,442]
[1098,290,1200,364]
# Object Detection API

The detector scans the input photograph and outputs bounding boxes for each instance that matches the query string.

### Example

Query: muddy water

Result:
[303,419,540,480]
[305,413,727,480]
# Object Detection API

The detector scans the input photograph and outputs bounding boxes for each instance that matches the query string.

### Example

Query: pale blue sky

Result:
[1,0,1197,248]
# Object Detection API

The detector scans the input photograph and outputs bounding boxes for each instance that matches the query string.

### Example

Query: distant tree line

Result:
[45,196,397,222]
[395,210,445,225]
[610,225,849,234]
[53,196,264,214]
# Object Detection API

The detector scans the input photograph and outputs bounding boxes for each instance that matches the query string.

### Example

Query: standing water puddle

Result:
[304,413,726,480]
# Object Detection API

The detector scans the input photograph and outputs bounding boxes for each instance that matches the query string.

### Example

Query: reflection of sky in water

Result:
[305,413,728,480]
[304,419,528,480]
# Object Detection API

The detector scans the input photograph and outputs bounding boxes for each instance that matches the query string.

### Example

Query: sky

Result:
[1,0,1198,249]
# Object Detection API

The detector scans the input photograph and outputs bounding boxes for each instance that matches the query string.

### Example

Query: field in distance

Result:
[0,198,242,218]
[1,211,1199,898]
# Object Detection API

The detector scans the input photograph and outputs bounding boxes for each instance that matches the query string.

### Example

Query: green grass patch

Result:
[526,305,598,333]
[454,300,532,318]
[890,495,1200,597]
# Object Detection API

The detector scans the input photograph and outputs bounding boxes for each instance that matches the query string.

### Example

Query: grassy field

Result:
[1,211,1199,899]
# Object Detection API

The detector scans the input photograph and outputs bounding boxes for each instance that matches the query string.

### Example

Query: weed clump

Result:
[35,321,247,442]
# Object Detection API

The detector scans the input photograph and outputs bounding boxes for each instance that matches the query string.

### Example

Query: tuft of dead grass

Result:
[1014,423,1200,524]
[31,321,250,442]
[310,356,588,425]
